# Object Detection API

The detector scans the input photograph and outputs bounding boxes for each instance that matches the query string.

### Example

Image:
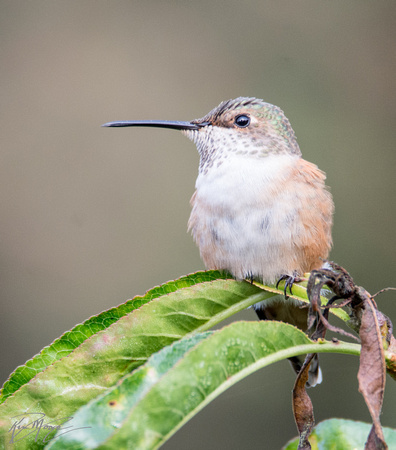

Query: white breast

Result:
[195,154,297,205]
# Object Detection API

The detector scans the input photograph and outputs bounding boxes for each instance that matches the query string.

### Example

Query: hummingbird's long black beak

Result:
[102,120,208,130]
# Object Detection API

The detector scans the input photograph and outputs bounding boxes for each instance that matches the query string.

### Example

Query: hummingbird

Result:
[103,97,334,386]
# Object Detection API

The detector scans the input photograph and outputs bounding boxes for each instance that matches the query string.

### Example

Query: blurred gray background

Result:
[1,1,395,448]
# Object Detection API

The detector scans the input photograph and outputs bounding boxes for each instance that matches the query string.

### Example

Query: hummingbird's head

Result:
[102,97,301,174]
[183,97,301,172]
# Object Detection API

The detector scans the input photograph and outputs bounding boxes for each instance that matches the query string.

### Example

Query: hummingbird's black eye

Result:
[234,114,250,128]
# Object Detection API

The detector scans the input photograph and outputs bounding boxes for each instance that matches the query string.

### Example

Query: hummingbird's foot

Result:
[276,272,302,298]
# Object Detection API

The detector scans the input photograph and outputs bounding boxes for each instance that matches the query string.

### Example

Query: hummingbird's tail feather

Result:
[288,354,322,388]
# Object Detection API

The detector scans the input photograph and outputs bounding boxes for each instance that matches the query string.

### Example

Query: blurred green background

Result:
[1,1,395,448]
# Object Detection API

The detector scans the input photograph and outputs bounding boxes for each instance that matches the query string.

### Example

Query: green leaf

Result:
[283,418,396,449]
[0,272,366,450]
[48,321,360,450]
[0,278,272,450]
[0,270,229,404]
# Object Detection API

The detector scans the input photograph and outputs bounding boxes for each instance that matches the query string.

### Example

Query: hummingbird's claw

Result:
[276,272,302,298]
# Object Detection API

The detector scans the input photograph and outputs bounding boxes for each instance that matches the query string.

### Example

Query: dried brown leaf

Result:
[357,292,387,450]
[292,354,316,450]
